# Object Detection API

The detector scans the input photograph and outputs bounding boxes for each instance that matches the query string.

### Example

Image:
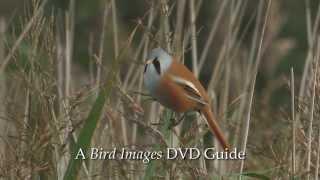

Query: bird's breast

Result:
[143,64,161,97]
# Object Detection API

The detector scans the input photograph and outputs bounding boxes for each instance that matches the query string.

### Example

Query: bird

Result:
[143,47,230,150]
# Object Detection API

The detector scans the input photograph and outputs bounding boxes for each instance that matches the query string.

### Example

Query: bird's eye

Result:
[152,58,161,75]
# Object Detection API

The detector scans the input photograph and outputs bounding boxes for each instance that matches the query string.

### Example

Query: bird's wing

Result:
[170,75,208,107]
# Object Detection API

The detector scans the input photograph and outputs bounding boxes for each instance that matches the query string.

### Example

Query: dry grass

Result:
[0,0,320,179]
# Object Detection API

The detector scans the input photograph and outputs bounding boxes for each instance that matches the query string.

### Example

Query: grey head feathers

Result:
[147,47,172,74]
[143,48,173,96]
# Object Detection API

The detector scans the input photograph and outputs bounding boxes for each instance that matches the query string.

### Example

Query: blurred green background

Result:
[1,0,319,179]
[2,0,317,109]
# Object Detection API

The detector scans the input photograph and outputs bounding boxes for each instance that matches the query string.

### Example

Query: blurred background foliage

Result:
[2,0,317,106]
[0,3,312,61]
[1,0,320,179]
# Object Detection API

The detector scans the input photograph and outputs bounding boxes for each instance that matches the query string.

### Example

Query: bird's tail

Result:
[201,106,230,151]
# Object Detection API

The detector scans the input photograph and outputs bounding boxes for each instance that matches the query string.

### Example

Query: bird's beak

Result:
[145,59,153,65]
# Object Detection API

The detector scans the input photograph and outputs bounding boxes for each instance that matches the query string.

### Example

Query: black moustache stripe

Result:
[144,64,148,73]
[153,59,161,75]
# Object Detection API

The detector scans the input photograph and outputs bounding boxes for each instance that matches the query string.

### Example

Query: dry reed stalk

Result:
[57,0,76,178]
[125,43,148,90]
[198,0,229,71]
[173,0,186,53]
[291,67,296,178]
[125,3,157,90]
[65,0,75,116]
[239,0,272,178]
[224,0,256,152]
[131,2,155,147]
[88,2,112,179]
[188,0,209,175]
[128,8,153,176]
[96,2,111,88]
[0,16,6,170]
[189,0,199,77]
[235,2,263,147]
[215,0,241,119]
[169,8,189,173]
[220,61,231,129]
[299,0,320,102]
[122,41,143,89]
[56,15,64,116]
[306,0,312,47]
[212,0,246,87]
[22,83,30,158]
[88,33,95,85]
[182,0,203,52]
[160,0,171,52]
[316,129,320,180]
[110,0,129,148]
[208,37,228,90]
[55,12,68,180]
[307,39,320,180]
[296,2,320,175]
[312,3,320,37]
[123,40,145,89]
[211,0,240,174]
[0,0,47,73]
[208,3,248,130]
[112,0,119,58]
[122,5,159,90]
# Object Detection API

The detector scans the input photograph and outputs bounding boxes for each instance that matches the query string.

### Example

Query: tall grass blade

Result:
[63,89,106,180]
[63,24,139,180]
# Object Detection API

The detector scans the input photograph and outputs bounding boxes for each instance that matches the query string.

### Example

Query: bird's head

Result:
[143,47,173,93]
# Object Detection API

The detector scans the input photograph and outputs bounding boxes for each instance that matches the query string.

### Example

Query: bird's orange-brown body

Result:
[155,59,229,150]
[144,48,230,150]
[156,59,208,112]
